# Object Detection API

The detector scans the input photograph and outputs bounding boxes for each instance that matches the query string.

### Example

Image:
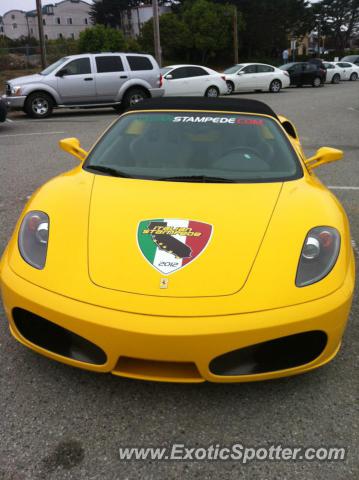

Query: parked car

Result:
[161,65,227,97]
[340,55,359,66]
[322,62,342,84]
[0,98,7,122]
[1,97,354,382]
[224,63,290,94]
[2,53,164,118]
[279,62,326,87]
[331,62,359,81]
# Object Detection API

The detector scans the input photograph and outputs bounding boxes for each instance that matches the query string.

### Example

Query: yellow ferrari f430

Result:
[0,98,355,383]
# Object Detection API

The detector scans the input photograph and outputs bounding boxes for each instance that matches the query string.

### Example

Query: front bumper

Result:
[149,87,165,99]
[1,94,26,110]
[0,258,354,383]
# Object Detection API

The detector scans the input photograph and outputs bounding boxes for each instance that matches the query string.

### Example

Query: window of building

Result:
[126,56,153,71]
[84,18,88,25]
[96,56,124,73]
[12,23,17,30]
[11,14,15,20]
[58,33,63,39]
[30,28,34,35]
[45,34,48,40]
[56,17,61,24]
[66,18,73,25]
[0,26,3,33]
[70,33,75,39]
[43,19,46,25]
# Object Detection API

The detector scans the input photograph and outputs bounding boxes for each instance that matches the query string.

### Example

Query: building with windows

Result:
[0,0,92,41]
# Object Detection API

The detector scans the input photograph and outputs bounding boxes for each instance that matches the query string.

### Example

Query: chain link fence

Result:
[0,42,78,71]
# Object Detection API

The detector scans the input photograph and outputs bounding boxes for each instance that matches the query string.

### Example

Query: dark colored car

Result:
[279,62,326,87]
[341,55,359,66]
[0,98,8,122]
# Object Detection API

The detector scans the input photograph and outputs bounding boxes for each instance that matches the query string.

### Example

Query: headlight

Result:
[18,211,49,269]
[296,227,340,287]
[10,86,22,96]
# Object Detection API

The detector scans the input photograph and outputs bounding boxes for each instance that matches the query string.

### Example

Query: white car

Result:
[161,65,227,97]
[323,62,342,84]
[224,63,290,94]
[331,61,359,81]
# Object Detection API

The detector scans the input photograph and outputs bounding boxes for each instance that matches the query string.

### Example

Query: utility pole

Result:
[233,6,239,64]
[36,0,46,68]
[152,0,161,67]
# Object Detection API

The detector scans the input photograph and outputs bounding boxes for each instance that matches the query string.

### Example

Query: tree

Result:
[139,0,243,64]
[90,0,130,29]
[211,0,313,58]
[313,0,359,51]
[139,13,192,61]
[78,25,126,53]
[182,0,240,63]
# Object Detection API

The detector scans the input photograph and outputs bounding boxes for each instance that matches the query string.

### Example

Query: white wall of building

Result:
[1,0,92,41]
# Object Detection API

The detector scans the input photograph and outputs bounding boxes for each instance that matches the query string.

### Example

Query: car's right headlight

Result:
[18,211,49,269]
[296,226,340,287]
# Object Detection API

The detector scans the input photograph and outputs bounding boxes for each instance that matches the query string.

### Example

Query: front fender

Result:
[21,83,61,105]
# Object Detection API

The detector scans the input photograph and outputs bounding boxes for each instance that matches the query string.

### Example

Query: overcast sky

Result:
[0,0,93,16]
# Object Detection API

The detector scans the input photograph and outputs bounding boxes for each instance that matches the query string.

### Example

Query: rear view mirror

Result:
[305,147,343,171]
[59,137,88,162]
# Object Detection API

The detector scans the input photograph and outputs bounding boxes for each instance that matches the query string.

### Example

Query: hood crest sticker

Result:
[137,219,213,275]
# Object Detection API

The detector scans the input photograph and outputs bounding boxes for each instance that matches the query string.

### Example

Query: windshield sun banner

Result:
[137,219,213,275]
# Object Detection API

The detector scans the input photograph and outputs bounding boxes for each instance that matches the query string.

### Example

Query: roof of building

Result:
[126,97,279,119]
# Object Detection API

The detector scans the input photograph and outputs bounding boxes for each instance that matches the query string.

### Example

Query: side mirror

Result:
[59,137,88,162]
[237,71,244,75]
[305,147,343,171]
[165,74,173,79]
[57,68,68,77]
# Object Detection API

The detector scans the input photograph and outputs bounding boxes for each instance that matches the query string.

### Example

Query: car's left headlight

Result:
[18,211,49,269]
[10,86,22,96]
[296,226,340,287]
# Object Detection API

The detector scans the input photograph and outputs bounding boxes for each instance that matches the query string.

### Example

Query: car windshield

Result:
[41,57,68,75]
[341,56,357,62]
[84,111,302,183]
[224,65,244,74]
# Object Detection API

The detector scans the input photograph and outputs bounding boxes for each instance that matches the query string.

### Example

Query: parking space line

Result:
[328,186,359,190]
[351,239,359,258]
[0,131,65,138]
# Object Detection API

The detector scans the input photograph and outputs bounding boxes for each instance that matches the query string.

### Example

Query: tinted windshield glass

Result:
[41,57,68,75]
[84,112,302,183]
[342,56,357,62]
[224,64,244,73]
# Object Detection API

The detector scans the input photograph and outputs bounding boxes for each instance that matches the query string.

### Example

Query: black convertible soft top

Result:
[125,97,279,120]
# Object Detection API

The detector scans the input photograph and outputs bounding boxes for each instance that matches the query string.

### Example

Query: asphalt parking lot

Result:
[0,82,358,480]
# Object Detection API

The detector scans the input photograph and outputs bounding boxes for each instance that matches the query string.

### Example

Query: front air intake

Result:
[12,308,107,365]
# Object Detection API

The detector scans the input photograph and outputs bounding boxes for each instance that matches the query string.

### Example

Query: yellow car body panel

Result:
[0,105,355,382]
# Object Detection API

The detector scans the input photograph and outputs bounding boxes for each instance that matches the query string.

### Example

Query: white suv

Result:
[3,53,164,118]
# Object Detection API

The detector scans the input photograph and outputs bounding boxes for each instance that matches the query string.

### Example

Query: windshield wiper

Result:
[86,165,132,178]
[158,175,236,183]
